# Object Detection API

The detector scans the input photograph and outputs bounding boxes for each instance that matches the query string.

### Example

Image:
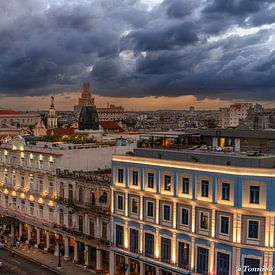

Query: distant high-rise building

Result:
[219,103,253,128]
[47,96,58,128]
[74,82,95,114]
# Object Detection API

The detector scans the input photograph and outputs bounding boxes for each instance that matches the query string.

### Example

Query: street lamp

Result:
[56,236,62,269]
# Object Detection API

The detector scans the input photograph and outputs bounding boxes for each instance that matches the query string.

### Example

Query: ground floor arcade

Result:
[2,221,109,274]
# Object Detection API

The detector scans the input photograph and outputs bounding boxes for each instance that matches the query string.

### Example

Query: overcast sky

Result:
[0,0,275,110]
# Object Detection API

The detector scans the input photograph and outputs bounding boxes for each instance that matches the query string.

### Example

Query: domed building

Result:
[78,106,99,131]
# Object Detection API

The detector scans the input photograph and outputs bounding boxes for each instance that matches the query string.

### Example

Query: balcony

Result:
[56,197,110,214]
[0,206,54,229]
[53,223,110,246]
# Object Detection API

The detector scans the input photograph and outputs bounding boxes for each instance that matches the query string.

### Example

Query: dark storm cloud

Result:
[0,0,275,101]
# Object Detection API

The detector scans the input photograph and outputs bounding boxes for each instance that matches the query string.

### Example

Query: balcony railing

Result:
[56,197,110,214]
[53,223,110,246]
[0,207,54,229]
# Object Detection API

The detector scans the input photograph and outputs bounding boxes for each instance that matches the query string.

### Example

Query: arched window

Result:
[79,187,84,204]
[59,209,64,225]
[60,182,64,198]
[68,184,73,201]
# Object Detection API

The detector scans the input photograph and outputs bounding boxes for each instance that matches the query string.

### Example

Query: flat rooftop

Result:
[134,148,275,168]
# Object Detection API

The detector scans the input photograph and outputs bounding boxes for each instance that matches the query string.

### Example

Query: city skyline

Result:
[1,0,275,110]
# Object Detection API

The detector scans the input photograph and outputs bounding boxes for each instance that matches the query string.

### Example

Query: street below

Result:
[0,249,58,275]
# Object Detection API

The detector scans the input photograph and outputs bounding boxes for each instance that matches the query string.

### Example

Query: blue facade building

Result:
[110,131,275,275]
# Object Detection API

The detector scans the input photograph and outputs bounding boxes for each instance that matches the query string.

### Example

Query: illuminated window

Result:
[200,212,209,230]
[131,198,138,214]
[164,175,171,191]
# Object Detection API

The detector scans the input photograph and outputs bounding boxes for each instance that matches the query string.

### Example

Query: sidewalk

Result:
[12,243,95,275]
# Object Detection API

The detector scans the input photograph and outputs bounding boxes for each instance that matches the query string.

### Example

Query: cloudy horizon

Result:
[1,0,275,110]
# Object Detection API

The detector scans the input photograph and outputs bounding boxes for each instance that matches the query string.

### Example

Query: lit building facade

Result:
[110,153,275,275]
[0,137,134,273]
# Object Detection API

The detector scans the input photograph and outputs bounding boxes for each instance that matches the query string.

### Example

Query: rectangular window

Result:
[148,173,154,188]
[4,195,8,207]
[118,169,124,183]
[182,178,189,194]
[200,212,209,230]
[178,242,189,269]
[164,175,171,191]
[161,237,171,263]
[132,171,138,186]
[21,176,25,188]
[48,182,54,197]
[116,225,124,248]
[147,201,154,218]
[217,252,230,275]
[181,208,189,225]
[163,205,171,221]
[197,247,209,275]
[30,202,34,215]
[4,172,8,184]
[39,180,43,193]
[244,258,260,275]
[21,200,25,212]
[49,208,54,221]
[12,174,16,186]
[250,186,260,204]
[201,180,209,197]
[220,216,229,234]
[39,205,43,219]
[117,195,124,211]
[12,197,17,209]
[248,220,259,239]
[102,222,107,239]
[90,221,95,236]
[29,176,34,190]
[145,233,154,258]
[131,198,138,214]
[38,160,44,169]
[130,229,139,254]
[222,183,230,201]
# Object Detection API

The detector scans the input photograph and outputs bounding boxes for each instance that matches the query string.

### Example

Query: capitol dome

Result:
[78,106,99,130]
